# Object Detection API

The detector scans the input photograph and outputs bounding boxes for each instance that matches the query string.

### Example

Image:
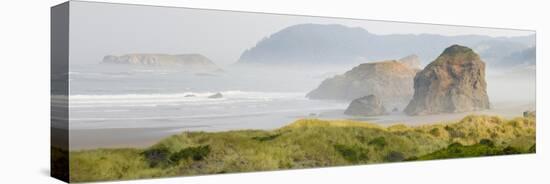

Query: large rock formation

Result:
[306,59,419,108]
[344,95,386,116]
[102,54,220,71]
[398,54,421,70]
[404,45,490,115]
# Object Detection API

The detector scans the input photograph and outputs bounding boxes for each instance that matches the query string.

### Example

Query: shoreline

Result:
[69,127,179,150]
[68,102,533,150]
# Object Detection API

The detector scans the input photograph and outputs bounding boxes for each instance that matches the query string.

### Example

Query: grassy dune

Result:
[70,115,536,182]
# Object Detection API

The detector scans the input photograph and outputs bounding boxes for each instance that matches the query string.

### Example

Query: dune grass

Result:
[69,115,535,182]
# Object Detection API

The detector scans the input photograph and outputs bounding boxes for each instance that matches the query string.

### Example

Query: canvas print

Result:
[51,1,536,183]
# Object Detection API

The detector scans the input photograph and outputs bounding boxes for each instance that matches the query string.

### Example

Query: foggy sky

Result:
[69,1,535,66]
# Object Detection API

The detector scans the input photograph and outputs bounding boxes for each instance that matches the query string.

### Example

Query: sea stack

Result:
[404,45,490,115]
[307,59,419,108]
[344,95,386,116]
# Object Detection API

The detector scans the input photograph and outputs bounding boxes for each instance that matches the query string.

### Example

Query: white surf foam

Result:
[69,91,305,107]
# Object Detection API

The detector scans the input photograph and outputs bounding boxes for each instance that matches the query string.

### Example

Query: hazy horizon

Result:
[69,1,534,66]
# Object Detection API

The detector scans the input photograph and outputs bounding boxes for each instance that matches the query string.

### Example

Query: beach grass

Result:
[69,114,535,182]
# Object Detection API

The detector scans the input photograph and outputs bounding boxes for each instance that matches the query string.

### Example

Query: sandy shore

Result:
[69,127,184,150]
[68,101,534,150]
[368,102,535,126]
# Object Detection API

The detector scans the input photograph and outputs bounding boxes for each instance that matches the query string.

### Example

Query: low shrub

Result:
[141,145,211,168]
[368,137,387,148]
[501,146,522,155]
[386,151,405,162]
[141,147,171,167]
[429,128,441,137]
[252,134,281,142]
[479,139,495,147]
[445,126,465,138]
[334,144,369,163]
[170,145,211,162]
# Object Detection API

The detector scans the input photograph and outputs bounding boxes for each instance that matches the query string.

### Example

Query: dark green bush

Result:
[252,134,281,142]
[501,146,521,155]
[141,147,171,167]
[404,156,418,161]
[386,151,405,162]
[334,144,369,163]
[429,128,441,137]
[142,145,211,167]
[448,142,463,148]
[444,126,465,138]
[479,139,495,147]
[170,145,211,162]
[414,141,532,161]
[368,137,387,148]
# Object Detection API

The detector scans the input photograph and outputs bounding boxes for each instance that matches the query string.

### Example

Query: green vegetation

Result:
[252,133,281,142]
[334,144,369,163]
[70,115,535,182]
[138,145,211,168]
[409,139,535,161]
[368,137,387,148]
[386,151,405,162]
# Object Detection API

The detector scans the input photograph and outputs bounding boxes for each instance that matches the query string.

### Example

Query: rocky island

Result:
[404,45,490,115]
[102,54,220,71]
[344,95,386,116]
[307,57,420,108]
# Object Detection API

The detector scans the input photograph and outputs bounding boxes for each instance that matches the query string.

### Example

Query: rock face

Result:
[404,45,490,115]
[344,95,386,116]
[103,54,220,71]
[307,59,419,108]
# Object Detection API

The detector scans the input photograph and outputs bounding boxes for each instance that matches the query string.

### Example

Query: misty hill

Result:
[103,54,220,71]
[237,24,534,67]
[404,45,490,115]
[500,46,536,67]
[307,58,419,108]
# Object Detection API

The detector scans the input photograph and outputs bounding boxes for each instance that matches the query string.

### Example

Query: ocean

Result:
[68,64,349,131]
[65,63,535,149]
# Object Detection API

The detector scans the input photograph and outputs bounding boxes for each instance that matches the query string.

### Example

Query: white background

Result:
[0,0,547,183]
